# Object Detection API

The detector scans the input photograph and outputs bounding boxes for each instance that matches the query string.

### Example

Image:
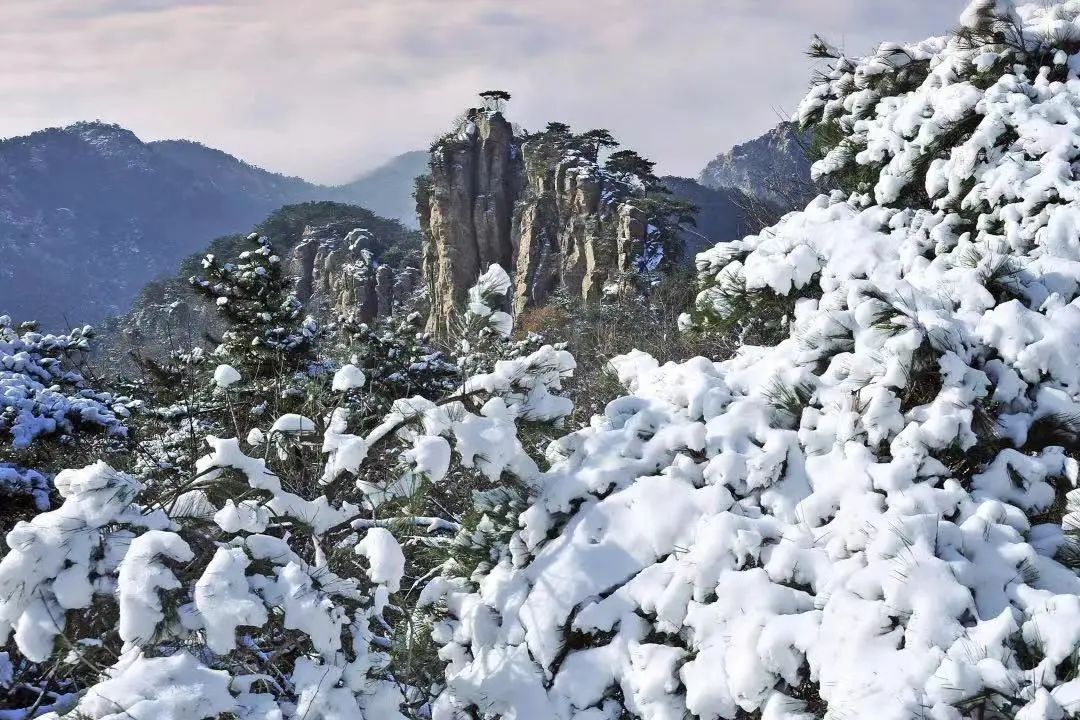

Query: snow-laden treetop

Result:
[0,316,124,449]
[801,0,1080,227]
[429,2,1080,718]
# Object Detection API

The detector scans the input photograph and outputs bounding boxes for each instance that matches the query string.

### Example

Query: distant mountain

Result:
[0,116,812,330]
[661,176,746,260]
[698,121,814,209]
[661,123,819,262]
[0,121,426,330]
[0,122,331,328]
[333,151,429,228]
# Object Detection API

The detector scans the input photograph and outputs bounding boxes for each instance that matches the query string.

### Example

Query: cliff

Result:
[417,109,523,334]
[97,202,420,368]
[290,224,420,325]
[417,108,661,334]
[513,149,644,315]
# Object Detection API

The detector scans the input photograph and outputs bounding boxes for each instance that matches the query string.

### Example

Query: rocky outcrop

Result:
[291,224,418,324]
[418,110,522,334]
[292,226,375,322]
[97,204,422,371]
[376,265,395,318]
[419,108,648,333]
[393,267,420,309]
[513,157,643,315]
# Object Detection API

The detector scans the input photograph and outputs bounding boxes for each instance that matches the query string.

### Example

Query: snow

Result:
[16,6,1080,714]
[0,464,50,510]
[427,4,1080,718]
[213,498,270,533]
[321,407,370,485]
[38,650,236,720]
[193,547,268,653]
[263,561,350,657]
[213,363,242,388]
[117,531,192,647]
[1,318,124,448]
[268,413,316,434]
[195,436,359,535]
[404,434,451,483]
[459,345,576,422]
[355,527,406,593]
[332,363,367,391]
[466,264,514,337]
[0,651,11,689]
[0,463,166,661]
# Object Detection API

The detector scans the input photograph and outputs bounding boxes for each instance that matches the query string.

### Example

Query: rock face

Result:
[97,203,421,369]
[417,109,646,333]
[418,110,523,335]
[513,158,643,315]
[291,225,418,325]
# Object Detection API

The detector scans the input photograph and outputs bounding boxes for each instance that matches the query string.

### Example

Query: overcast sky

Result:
[1,0,966,184]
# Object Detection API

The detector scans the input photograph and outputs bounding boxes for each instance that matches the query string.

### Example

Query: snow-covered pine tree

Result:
[0,316,127,534]
[190,233,319,377]
[125,232,336,518]
[0,265,575,720]
[335,310,458,423]
[0,317,131,715]
[425,2,1080,718]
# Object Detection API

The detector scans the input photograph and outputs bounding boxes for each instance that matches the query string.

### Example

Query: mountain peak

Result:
[698,121,812,207]
[64,120,144,149]
[0,122,432,329]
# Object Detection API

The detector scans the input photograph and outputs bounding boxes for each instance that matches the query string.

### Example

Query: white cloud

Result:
[0,0,966,183]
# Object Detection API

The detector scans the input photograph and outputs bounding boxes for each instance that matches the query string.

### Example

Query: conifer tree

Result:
[190,233,317,377]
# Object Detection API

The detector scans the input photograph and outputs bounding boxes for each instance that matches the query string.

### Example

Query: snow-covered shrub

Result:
[127,232,331,512]
[0,317,125,452]
[427,3,1080,718]
[1,316,129,556]
[518,273,730,427]
[336,310,459,420]
[0,265,575,719]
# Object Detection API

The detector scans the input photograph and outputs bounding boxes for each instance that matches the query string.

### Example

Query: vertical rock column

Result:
[419,110,522,335]
[513,154,635,313]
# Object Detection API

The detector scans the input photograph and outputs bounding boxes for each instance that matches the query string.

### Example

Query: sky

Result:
[0,0,967,184]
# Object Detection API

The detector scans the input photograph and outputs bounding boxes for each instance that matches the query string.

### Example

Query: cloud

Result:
[0,0,966,183]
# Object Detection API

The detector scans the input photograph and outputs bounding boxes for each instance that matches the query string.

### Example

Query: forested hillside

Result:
[0,123,424,328]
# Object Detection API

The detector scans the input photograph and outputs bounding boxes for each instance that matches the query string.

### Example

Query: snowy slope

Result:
[426,2,1080,718]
